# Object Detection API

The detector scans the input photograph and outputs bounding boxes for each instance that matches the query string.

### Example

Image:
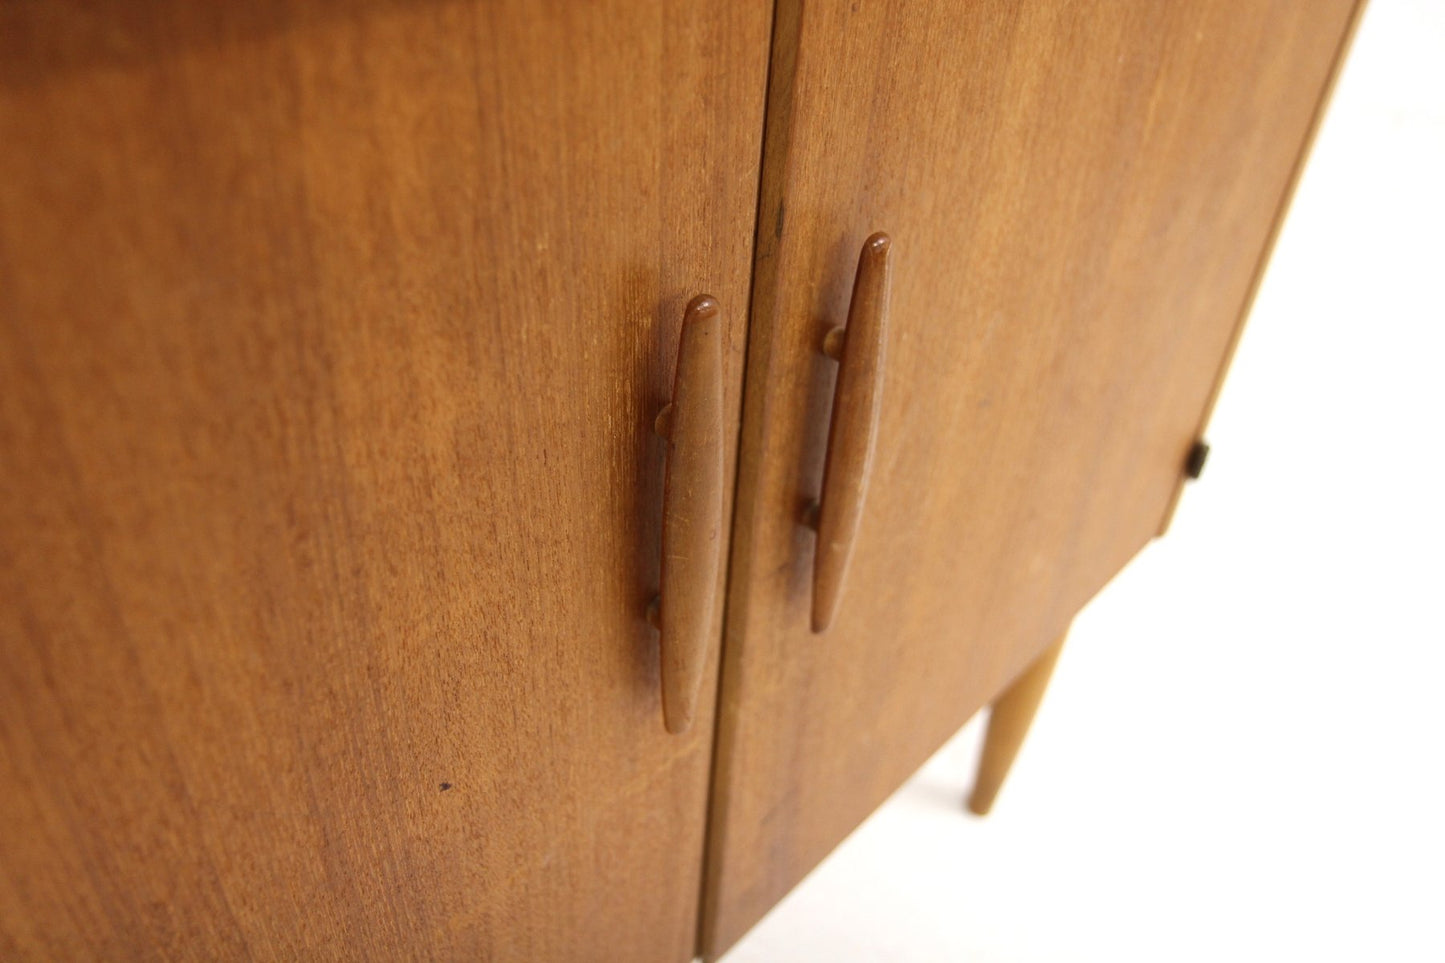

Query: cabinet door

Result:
[703,0,1360,955]
[0,2,767,959]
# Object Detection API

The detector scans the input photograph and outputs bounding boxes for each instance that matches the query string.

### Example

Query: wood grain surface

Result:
[701,1,1362,956]
[0,1,769,959]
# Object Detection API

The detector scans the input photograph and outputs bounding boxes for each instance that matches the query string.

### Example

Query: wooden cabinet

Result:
[0,1,1360,959]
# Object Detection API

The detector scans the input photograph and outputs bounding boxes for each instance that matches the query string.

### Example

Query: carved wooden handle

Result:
[811,233,892,633]
[651,295,726,733]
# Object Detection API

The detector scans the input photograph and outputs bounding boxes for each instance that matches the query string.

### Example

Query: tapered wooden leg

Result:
[967,631,1067,816]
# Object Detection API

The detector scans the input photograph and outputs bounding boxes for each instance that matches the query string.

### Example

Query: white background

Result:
[727,1,1445,958]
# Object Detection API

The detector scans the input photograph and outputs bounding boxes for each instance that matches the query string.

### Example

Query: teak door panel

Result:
[703,1,1360,955]
[0,2,768,959]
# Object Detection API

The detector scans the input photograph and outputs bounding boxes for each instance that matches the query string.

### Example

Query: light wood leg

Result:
[967,631,1067,816]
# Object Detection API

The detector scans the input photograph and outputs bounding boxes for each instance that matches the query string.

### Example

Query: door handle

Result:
[810,233,892,633]
[650,295,726,733]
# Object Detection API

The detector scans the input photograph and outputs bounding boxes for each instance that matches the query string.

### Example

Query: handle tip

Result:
[863,232,891,254]
[663,703,695,735]
[684,294,720,322]
[810,593,837,634]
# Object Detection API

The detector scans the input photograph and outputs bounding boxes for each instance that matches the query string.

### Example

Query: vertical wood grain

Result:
[703,1,1362,956]
[0,1,770,958]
